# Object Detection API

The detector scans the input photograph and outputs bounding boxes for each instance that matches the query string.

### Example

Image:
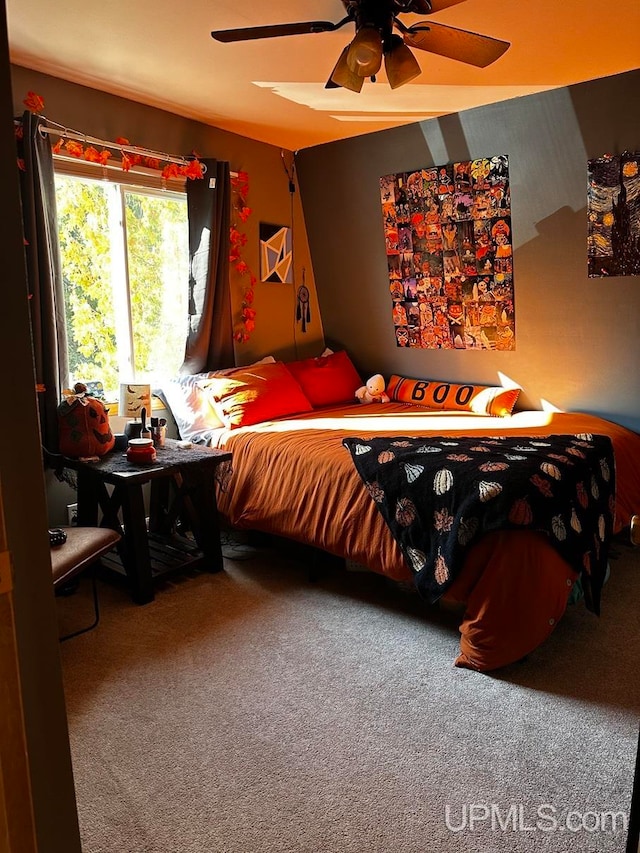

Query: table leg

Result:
[75,469,100,527]
[182,469,225,573]
[118,484,155,604]
[149,478,171,535]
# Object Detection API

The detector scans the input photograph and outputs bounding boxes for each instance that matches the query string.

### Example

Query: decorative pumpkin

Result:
[479,461,509,472]
[540,461,561,480]
[598,514,606,541]
[353,443,371,455]
[457,516,479,545]
[478,480,502,502]
[395,497,417,527]
[508,497,533,526]
[551,514,567,541]
[407,547,426,573]
[576,481,589,508]
[433,467,453,495]
[570,508,582,533]
[57,382,115,458]
[403,462,424,483]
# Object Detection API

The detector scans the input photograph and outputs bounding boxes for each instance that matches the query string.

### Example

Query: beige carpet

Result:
[56,534,640,853]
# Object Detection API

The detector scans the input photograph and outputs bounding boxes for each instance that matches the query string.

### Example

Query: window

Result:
[54,170,189,398]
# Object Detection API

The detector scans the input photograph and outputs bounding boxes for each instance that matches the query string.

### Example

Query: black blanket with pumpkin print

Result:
[342,433,615,615]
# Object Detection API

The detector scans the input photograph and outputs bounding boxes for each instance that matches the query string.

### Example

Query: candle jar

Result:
[126,438,157,465]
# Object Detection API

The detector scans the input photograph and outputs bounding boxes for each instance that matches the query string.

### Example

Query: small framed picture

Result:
[260,222,293,283]
[119,383,151,418]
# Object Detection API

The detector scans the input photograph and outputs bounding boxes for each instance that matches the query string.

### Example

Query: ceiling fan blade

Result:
[408,0,468,11]
[211,21,339,43]
[403,20,510,67]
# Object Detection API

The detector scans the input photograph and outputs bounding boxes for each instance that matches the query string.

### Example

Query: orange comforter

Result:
[211,403,640,671]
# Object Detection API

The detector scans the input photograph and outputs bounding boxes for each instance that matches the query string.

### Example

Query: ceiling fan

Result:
[211,0,510,93]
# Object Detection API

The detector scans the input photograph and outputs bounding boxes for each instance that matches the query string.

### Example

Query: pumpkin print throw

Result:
[343,433,615,614]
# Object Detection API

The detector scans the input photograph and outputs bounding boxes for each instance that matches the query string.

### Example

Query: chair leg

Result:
[59,567,101,642]
[627,725,640,853]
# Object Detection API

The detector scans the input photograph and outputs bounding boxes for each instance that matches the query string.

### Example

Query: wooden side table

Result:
[64,439,232,604]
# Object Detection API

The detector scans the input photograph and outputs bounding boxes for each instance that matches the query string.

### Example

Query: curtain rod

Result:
[18,117,239,179]
[38,120,200,169]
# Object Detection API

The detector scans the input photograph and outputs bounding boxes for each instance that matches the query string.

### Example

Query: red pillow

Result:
[203,361,312,428]
[286,350,362,407]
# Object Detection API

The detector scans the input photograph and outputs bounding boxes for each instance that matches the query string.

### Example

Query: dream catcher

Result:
[296,269,311,332]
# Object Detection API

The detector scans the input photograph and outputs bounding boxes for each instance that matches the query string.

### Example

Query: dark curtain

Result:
[17,111,69,452]
[181,158,235,373]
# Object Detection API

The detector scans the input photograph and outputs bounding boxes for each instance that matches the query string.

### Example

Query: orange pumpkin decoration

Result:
[395,497,417,527]
[509,497,533,525]
[576,482,589,508]
[57,383,115,458]
[479,461,509,472]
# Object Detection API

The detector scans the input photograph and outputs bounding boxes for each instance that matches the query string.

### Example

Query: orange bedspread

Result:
[211,404,640,671]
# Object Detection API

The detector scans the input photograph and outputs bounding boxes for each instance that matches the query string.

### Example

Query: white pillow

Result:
[160,357,276,443]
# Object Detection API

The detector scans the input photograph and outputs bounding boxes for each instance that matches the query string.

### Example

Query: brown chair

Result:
[50,526,121,641]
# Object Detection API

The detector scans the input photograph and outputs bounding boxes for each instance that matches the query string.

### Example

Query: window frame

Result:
[53,155,190,401]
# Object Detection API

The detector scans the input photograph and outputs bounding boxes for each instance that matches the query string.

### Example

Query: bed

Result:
[160,354,640,672]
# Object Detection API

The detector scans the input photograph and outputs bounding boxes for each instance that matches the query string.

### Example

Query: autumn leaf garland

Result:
[230,171,257,343]
[18,91,205,181]
[19,91,257,342]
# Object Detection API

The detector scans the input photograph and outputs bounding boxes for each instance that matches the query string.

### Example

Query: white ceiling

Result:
[6,0,640,151]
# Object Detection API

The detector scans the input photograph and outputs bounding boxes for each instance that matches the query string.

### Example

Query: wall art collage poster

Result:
[587,151,640,278]
[379,155,515,350]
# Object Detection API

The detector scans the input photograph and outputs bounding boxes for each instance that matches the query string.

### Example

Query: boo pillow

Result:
[203,361,313,428]
[285,350,362,407]
[386,374,520,417]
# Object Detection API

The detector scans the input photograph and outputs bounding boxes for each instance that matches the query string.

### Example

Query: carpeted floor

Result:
[56,533,640,853]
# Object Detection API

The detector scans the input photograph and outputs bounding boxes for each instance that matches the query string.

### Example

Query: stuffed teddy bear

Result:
[355,374,390,404]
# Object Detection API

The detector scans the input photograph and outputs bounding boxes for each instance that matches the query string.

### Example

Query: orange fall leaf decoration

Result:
[23,91,45,113]
[230,171,258,343]
[18,93,205,183]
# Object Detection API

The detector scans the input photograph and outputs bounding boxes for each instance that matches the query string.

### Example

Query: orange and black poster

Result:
[380,156,515,350]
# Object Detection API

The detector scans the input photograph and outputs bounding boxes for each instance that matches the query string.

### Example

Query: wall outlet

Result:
[67,503,78,526]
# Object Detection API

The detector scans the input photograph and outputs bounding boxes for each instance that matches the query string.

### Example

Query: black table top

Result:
[63,438,232,483]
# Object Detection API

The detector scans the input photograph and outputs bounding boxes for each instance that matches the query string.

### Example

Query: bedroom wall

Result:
[10,65,325,367]
[295,69,640,433]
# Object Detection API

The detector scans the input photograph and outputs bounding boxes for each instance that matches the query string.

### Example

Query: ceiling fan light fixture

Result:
[346,26,383,77]
[384,34,422,89]
[328,45,365,92]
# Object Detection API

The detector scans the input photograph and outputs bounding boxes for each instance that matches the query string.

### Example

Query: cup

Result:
[153,425,166,448]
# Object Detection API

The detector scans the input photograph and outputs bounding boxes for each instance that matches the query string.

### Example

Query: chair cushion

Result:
[50,527,121,586]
